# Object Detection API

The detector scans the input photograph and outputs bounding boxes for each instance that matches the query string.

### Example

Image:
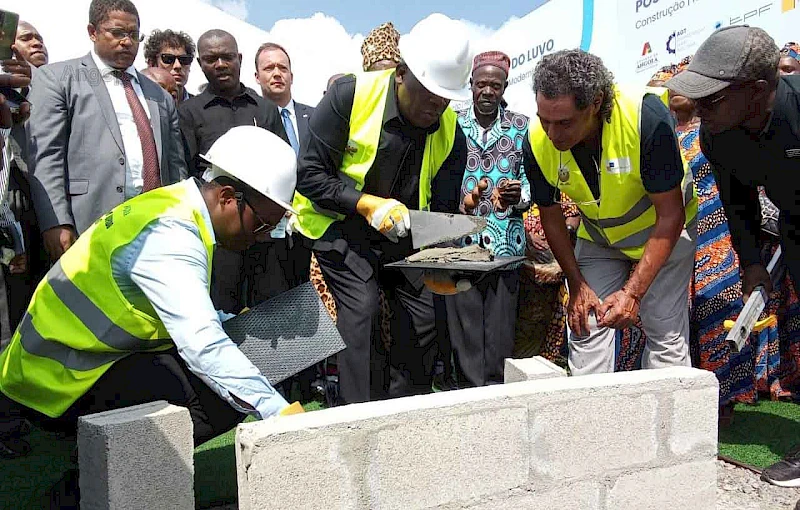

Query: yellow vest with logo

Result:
[529,86,697,259]
[292,69,459,240]
[0,180,215,418]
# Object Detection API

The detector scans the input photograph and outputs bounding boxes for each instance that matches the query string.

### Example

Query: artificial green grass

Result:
[719,400,800,469]
[0,401,325,510]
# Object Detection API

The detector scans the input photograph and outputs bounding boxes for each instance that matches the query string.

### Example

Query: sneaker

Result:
[762,446,800,487]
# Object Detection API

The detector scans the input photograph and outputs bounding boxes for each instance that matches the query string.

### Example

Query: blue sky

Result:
[243,0,550,34]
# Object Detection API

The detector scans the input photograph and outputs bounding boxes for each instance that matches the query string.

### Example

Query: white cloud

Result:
[199,0,249,20]
[13,0,525,107]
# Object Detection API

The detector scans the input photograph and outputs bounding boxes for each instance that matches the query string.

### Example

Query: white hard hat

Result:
[200,126,298,214]
[398,13,473,102]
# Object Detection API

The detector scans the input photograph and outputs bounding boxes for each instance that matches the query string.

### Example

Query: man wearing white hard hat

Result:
[0,127,303,464]
[292,13,471,404]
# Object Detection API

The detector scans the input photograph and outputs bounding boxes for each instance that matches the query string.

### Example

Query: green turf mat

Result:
[719,401,800,469]
[0,427,74,509]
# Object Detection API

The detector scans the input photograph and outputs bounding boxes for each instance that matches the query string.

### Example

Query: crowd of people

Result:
[2,0,800,503]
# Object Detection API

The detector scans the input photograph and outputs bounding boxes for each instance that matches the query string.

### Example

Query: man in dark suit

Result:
[179,30,288,313]
[27,0,187,263]
[254,42,313,297]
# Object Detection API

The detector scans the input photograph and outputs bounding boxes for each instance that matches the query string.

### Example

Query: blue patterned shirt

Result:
[456,106,531,257]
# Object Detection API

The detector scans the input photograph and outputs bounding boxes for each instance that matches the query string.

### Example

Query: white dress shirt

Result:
[277,98,299,140]
[91,50,151,200]
[110,179,289,419]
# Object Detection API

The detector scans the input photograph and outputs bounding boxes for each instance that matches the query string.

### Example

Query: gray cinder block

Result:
[504,356,567,383]
[78,401,194,510]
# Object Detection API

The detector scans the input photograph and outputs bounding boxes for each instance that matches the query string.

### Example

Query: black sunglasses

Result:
[160,53,193,66]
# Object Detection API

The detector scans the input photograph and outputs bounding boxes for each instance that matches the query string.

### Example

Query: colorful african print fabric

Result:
[456,106,531,257]
[616,119,753,405]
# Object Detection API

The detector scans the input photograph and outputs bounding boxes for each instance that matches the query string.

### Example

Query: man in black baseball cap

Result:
[667,25,800,488]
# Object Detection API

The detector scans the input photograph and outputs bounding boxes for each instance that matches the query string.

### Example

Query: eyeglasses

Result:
[695,93,727,111]
[102,27,144,42]
[160,53,193,66]
[235,192,276,235]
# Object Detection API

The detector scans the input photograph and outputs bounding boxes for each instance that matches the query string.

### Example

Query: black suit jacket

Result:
[294,102,314,145]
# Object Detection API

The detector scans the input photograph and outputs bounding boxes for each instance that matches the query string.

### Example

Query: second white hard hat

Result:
[200,126,298,214]
[398,13,473,102]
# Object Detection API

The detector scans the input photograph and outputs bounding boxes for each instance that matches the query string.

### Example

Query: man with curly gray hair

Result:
[522,49,697,376]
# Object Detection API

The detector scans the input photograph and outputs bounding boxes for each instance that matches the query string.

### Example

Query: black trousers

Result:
[444,271,520,387]
[315,246,444,404]
[212,234,312,313]
[0,349,245,447]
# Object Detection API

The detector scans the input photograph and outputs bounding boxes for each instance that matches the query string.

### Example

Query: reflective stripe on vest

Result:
[0,180,215,418]
[291,69,458,240]
[530,86,697,259]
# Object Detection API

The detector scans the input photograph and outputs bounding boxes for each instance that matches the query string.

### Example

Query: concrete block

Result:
[467,482,602,510]
[530,394,658,479]
[504,356,567,383]
[368,407,528,509]
[236,432,357,510]
[78,401,194,510]
[670,386,719,458]
[607,461,716,510]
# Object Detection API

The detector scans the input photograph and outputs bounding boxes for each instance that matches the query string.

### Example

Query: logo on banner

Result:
[728,4,772,25]
[666,33,677,55]
[784,0,797,12]
[636,42,659,73]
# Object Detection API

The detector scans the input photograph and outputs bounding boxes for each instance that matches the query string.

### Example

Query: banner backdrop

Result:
[497,0,800,116]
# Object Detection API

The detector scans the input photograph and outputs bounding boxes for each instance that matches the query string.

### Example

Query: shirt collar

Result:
[200,83,259,108]
[278,98,295,117]
[90,49,139,83]
[467,104,502,129]
[187,178,216,246]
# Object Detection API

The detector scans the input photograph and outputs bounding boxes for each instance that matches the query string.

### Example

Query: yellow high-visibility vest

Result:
[529,86,697,259]
[0,180,215,417]
[292,69,458,240]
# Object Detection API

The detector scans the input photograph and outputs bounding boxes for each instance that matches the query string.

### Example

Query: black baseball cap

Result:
[665,25,779,99]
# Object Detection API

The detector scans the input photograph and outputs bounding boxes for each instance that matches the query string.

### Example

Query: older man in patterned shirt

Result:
[446,51,531,386]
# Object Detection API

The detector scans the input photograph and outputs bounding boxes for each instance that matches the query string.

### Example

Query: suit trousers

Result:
[568,227,697,375]
[444,270,520,387]
[314,246,443,404]
[0,349,245,447]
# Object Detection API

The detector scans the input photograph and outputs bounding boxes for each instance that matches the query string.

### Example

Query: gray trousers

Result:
[568,227,696,375]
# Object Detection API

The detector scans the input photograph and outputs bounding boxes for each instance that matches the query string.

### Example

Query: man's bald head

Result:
[196,29,242,96]
[141,67,179,102]
[326,73,346,93]
[15,21,48,67]
[197,29,238,53]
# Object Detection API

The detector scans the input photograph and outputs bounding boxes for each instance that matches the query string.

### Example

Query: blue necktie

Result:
[281,108,299,155]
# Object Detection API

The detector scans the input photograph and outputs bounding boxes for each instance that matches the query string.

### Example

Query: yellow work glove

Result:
[279,401,305,416]
[422,271,473,295]
[356,194,410,243]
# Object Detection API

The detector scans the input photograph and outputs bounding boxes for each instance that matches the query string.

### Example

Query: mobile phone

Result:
[0,10,18,60]
[0,87,26,113]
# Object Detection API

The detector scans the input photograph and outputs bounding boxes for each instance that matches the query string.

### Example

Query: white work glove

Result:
[358,195,411,243]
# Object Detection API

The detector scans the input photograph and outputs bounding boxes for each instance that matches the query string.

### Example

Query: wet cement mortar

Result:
[210,460,800,509]
[717,460,800,510]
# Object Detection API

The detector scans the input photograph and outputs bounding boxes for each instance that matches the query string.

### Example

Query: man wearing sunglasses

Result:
[26,0,188,266]
[144,29,195,104]
[666,26,797,302]
[666,26,800,488]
